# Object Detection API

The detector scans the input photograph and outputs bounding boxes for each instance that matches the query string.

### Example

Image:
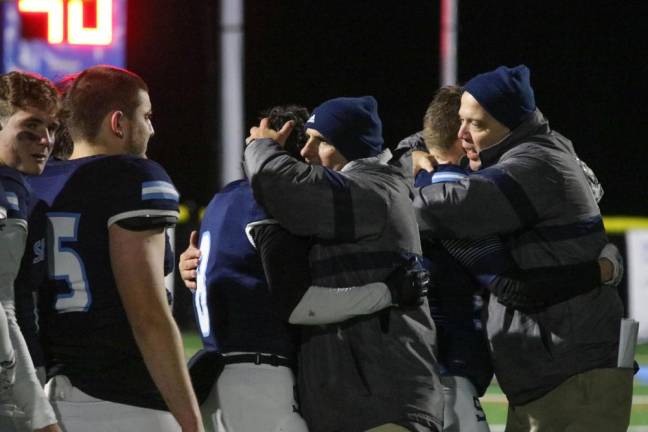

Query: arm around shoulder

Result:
[414,167,526,239]
[244,138,349,239]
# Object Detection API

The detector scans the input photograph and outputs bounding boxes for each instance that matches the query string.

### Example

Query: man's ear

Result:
[110,111,125,138]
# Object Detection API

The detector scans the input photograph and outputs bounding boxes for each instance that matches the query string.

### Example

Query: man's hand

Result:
[468,158,482,172]
[599,243,624,287]
[179,231,200,291]
[412,150,437,176]
[246,117,294,147]
[385,258,431,308]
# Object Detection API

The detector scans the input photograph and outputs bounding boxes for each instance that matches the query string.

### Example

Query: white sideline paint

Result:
[490,427,648,432]
[481,394,648,405]
[627,230,648,342]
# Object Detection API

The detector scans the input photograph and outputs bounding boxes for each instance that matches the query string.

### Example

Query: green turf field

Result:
[183,330,202,359]
[481,343,648,426]
[183,332,647,426]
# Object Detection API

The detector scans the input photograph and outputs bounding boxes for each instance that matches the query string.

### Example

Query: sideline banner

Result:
[627,229,648,342]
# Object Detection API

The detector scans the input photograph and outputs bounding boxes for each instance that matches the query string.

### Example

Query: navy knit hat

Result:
[464,65,536,130]
[305,96,383,161]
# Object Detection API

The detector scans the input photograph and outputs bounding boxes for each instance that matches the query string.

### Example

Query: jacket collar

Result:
[342,147,394,172]
[342,147,415,193]
[479,109,550,168]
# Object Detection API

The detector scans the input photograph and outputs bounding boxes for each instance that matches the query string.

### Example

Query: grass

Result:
[182,333,647,425]
[183,330,202,359]
[482,385,648,426]
[481,343,648,426]
[637,343,648,364]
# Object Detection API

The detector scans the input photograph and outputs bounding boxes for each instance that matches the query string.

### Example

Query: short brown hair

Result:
[422,85,462,153]
[50,74,78,160]
[63,65,148,141]
[0,71,60,119]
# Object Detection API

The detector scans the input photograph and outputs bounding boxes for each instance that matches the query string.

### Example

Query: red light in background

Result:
[16,0,113,46]
[82,0,97,27]
[18,0,64,44]
[19,9,48,40]
[68,0,112,45]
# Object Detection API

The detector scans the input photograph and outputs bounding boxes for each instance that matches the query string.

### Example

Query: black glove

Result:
[385,257,431,308]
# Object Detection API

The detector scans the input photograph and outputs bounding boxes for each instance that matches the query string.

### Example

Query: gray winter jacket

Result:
[414,110,622,405]
[245,138,444,432]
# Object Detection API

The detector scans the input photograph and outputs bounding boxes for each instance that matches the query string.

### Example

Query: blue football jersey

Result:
[193,179,296,358]
[29,155,179,410]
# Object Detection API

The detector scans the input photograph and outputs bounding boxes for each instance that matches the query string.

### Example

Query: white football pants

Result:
[201,362,308,432]
[45,375,181,432]
[441,375,491,432]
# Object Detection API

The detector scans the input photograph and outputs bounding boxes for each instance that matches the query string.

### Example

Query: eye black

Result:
[17,130,42,141]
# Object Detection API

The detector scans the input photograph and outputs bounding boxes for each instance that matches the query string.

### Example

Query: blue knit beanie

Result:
[464,65,536,130]
[305,96,383,161]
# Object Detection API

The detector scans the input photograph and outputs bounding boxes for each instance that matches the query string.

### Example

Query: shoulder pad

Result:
[104,156,180,228]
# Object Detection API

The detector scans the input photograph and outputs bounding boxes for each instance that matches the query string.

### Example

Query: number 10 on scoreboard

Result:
[18,0,113,45]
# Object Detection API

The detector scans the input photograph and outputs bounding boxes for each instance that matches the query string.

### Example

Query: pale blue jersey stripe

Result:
[143,192,180,201]
[431,172,467,183]
[5,192,19,211]
[142,181,179,202]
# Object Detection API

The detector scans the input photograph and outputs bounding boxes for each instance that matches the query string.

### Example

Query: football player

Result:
[0,71,61,432]
[182,105,311,432]
[29,66,202,432]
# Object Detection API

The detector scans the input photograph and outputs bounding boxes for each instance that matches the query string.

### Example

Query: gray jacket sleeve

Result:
[415,151,562,239]
[414,171,522,239]
[244,138,387,241]
[0,219,27,303]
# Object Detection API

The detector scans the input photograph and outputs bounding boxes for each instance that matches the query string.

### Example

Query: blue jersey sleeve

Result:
[0,167,31,222]
[105,157,180,229]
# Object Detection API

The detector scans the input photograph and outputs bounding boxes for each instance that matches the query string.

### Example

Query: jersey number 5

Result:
[47,213,92,313]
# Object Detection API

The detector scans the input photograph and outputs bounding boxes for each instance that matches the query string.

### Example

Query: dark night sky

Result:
[127,0,647,215]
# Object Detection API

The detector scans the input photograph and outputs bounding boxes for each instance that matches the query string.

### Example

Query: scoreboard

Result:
[2,0,126,79]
